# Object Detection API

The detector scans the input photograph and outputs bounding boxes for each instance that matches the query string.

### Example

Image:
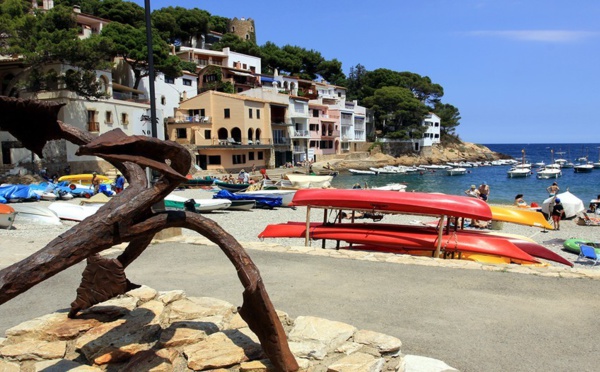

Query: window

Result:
[182,78,192,86]
[165,76,175,84]
[312,109,319,117]
[161,96,166,105]
[176,128,187,138]
[249,108,252,118]
[208,155,221,165]
[87,110,99,132]
[258,151,264,160]
[105,111,113,124]
[256,109,260,119]
[121,113,129,125]
[200,109,205,117]
[224,108,230,118]
[249,152,255,161]
[204,130,211,139]
[243,63,247,69]
[232,154,246,164]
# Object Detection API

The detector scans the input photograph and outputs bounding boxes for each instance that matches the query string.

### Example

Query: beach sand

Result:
[1,187,598,270]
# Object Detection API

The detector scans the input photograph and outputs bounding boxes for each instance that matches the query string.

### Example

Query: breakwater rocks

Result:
[0,286,457,371]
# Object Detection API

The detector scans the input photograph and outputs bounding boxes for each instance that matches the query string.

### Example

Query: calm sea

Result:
[330,143,600,206]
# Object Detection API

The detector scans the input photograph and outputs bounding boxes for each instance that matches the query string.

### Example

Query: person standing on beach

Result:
[478,182,490,202]
[546,182,559,197]
[551,198,565,230]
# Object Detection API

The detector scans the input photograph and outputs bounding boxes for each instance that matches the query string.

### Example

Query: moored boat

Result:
[164,193,231,212]
[446,167,467,176]
[349,169,377,175]
[0,204,17,229]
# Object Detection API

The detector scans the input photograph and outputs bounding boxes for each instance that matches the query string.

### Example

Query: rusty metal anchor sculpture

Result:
[0,96,299,371]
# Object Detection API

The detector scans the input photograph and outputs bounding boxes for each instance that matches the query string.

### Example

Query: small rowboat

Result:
[563,239,600,255]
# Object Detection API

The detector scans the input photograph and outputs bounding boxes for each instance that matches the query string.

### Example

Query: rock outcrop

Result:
[0,286,458,371]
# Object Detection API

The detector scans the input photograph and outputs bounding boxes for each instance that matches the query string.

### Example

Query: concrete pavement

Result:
[1,241,599,372]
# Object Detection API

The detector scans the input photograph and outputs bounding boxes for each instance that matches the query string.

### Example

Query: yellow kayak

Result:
[58,174,110,185]
[490,205,553,230]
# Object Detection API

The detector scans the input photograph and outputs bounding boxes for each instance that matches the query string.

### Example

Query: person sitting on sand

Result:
[514,194,527,207]
[465,185,480,198]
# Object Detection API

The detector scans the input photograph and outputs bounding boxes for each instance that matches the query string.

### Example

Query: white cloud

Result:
[468,30,599,42]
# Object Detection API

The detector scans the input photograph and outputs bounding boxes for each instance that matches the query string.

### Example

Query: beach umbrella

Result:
[541,191,585,218]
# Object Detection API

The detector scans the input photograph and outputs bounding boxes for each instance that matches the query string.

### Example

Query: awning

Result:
[112,82,145,95]
[230,71,255,77]
[261,76,275,82]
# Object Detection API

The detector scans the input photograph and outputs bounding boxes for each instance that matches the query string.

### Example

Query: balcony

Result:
[273,137,289,145]
[321,130,340,138]
[293,146,307,154]
[272,120,292,126]
[87,121,99,132]
[291,130,310,138]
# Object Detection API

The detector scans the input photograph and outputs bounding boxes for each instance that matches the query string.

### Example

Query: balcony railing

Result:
[112,92,148,103]
[292,130,310,138]
[211,137,272,146]
[273,137,289,145]
[293,146,307,153]
[321,130,340,137]
[88,121,99,132]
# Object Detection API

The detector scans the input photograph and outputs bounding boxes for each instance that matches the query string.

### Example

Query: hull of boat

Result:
[290,189,493,220]
[0,204,16,229]
[349,169,376,175]
[238,189,296,207]
[164,194,232,212]
[182,177,215,188]
[285,174,334,188]
[490,206,553,230]
[214,180,250,192]
[563,239,600,254]
[48,202,101,222]
[9,204,61,225]
[574,165,593,173]
[58,174,110,185]
[228,200,256,211]
[258,222,540,264]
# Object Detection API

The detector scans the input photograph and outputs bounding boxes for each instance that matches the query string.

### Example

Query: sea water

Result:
[330,143,600,206]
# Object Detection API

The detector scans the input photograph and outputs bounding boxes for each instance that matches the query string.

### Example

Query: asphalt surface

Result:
[1,242,599,372]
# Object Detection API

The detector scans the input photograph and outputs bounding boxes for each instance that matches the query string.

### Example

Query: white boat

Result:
[238,189,297,207]
[227,200,256,211]
[507,167,531,178]
[574,163,593,173]
[536,164,562,179]
[369,166,405,174]
[285,173,334,188]
[370,183,407,191]
[348,169,377,175]
[0,204,16,229]
[164,194,232,212]
[446,167,467,176]
[48,202,102,222]
[9,204,62,225]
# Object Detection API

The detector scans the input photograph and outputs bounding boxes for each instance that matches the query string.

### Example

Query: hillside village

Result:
[0,2,500,179]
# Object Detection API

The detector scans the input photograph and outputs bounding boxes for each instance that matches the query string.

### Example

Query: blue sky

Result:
[133,0,600,144]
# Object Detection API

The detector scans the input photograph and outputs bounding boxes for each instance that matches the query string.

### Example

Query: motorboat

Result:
[574,163,593,173]
[446,167,467,176]
[536,164,562,179]
[507,149,532,177]
[348,168,377,175]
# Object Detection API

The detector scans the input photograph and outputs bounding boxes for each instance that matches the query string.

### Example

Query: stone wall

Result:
[0,286,457,371]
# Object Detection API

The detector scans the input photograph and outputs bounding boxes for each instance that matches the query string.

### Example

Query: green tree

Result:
[317,58,346,86]
[100,22,182,89]
[152,7,209,47]
[211,33,261,57]
[433,102,461,135]
[363,86,430,139]
[345,63,368,101]
[2,4,113,98]
[209,15,229,34]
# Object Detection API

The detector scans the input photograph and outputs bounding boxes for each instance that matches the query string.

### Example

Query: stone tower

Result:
[228,17,256,43]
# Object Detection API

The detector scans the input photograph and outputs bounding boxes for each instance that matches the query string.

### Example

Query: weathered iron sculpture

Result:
[0,96,299,371]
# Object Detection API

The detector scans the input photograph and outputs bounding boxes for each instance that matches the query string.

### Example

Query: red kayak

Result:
[259,222,542,265]
[290,189,492,221]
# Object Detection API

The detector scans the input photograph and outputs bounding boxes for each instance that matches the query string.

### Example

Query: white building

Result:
[420,113,441,147]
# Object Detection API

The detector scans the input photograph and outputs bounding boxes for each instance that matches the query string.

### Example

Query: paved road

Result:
[1,242,598,372]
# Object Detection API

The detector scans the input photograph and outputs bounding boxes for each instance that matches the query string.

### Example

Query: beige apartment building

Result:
[168,90,274,172]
